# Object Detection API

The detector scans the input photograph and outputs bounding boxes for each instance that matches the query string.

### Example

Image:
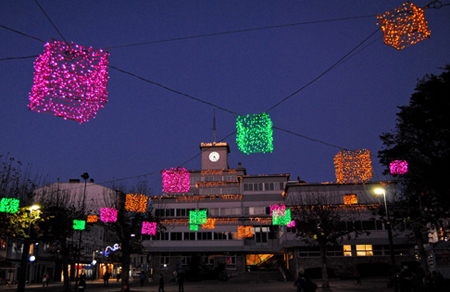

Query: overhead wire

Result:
[105,14,377,50]
[265,26,381,113]
[34,0,68,44]
[1,6,401,187]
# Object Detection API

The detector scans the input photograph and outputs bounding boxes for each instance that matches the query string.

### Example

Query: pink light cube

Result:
[142,221,157,235]
[390,160,408,175]
[162,167,190,193]
[29,39,109,123]
[100,208,117,222]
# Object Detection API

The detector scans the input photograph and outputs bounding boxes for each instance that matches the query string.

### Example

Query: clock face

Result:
[209,151,220,162]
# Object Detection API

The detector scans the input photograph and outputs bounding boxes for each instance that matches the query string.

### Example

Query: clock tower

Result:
[200,142,230,170]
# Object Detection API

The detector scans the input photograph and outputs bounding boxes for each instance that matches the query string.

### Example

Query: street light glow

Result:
[30,205,40,210]
[374,188,385,195]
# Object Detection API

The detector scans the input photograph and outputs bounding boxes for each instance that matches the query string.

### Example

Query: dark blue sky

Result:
[1,1,449,193]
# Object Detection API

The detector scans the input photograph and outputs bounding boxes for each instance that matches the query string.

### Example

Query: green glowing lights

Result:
[272,208,292,226]
[0,198,20,213]
[236,113,273,154]
[189,210,207,225]
[73,219,86,230]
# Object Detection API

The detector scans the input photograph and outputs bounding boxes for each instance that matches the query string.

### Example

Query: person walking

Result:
[140,271,145,286]
[354,269,361,285]
[178,270,185,292]
[42,273,47,287]
[103,270,110,286]
[158,274,165,292]
[294,272,306,292]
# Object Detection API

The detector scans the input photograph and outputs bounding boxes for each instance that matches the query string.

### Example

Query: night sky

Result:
[1,1,449,193]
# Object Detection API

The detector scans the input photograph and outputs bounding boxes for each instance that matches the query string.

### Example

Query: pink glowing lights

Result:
[162,167,190,193]
[141,221,157,235]
[29,39,109,123]
[390,160,408,174]
[100,208,117,222]
[270,204,286,216]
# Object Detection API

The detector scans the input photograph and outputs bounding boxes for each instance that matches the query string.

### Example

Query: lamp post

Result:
[75,173,89,292]
[374,188,398,292]
[17,205,40,292]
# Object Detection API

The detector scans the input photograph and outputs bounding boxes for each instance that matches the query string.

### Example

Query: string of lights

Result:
[1,2,442,187]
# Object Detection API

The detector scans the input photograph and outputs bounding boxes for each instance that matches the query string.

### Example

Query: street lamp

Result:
[75,172,89,292]
[17,205,40,292]
[374,188,398,292]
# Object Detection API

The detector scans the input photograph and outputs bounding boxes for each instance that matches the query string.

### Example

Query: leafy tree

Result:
[378,65,450,272]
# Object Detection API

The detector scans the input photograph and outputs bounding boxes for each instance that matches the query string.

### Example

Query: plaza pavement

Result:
[0,277,392,292]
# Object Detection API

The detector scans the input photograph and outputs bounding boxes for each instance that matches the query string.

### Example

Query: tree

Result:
[37,193,83,292]
[104,180,160,291]
[378,65,450,272]
[0,155,45,292]
[290,193,375,288]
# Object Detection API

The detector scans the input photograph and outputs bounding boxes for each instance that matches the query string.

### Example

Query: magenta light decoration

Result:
[100,208,117,222]
[142,221,157,235]
[390,160,408,175]
[162,167,190,193]
[287,220,296,228]
[29,39,109,123]
[270,204,286,216]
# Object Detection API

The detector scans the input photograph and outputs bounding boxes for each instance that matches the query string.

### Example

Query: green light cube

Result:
[236,113,273,154]
[73,219,86,230]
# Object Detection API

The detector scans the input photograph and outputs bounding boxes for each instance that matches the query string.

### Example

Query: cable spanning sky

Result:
[1,1,449,193]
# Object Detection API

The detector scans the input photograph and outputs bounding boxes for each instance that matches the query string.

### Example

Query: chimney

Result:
[238,162,242,169]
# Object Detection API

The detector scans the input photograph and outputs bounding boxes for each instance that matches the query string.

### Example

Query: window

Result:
[176,209,186,217]
[343,194,358,204]
[214,232,228,240]
[204,255,214,265]
[244,184,253,191]
[156,233,169,241]
[171,232,182,241]
[165,209,175,217]
[181,255,191,265]
[226,256,236,268]
[208,208,218,216]
[184,232,195,241]
[356,244,373,256]
[298,246,320,257]
[278,182,284,190]
[343,245,352,256]
[264,182,274,191]
[248,207,265,215]
[197,232,212,240]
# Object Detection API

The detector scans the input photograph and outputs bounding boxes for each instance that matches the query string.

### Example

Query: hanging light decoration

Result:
[125,194,147,212]
[73,219,86,230]
[190,224,199,231]
[189,210,207,225]
[343,194,358,205]
[162,167,190,193]
[238,226,254,238]
[29,39,109,123]
[270,204,286,216]
[272,208,292,226]
[236,112,273,154]
[0,198,20,213]
[142,221,157,235]
[334,149,373,184]
[390,160,408,174]
[87,215,98,223]
[377,2,430,50]
[202,218,215,229]
[287,220,296,228]
[100,208,117,222]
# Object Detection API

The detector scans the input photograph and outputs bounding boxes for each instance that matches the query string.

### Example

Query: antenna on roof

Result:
[212,108,217,143]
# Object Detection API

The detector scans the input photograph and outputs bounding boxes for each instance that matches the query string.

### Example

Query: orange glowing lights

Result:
[343,194,358,205]
[334,149,373,184]
[87,215,98,223]
[202,218,216,229]
[377,2,430,50]
[125,194,147,212]
[238,226,254,238]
